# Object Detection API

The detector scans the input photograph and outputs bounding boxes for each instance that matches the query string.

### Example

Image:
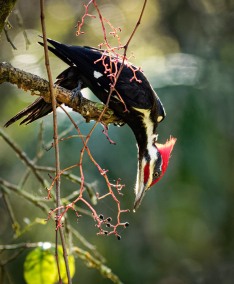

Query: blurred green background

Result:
[1,0,234,283]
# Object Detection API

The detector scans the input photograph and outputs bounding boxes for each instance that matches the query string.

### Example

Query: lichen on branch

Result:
[0,0,17,35]
[0,62,123,125]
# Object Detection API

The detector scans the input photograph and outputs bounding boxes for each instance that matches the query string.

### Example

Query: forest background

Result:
[0,0,234,283]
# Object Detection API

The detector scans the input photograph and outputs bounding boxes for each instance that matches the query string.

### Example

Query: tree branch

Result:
[0,62,123,125]
[0,0,17,35]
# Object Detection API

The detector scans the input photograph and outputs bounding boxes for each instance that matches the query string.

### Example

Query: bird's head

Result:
[134,136,176,210]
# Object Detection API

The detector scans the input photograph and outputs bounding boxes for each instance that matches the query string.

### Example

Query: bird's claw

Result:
[71,80,83,104]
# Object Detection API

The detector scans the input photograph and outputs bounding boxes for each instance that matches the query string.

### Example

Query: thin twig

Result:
[0,128,48,188]
[1,189,20,236]
[73,246,123,284]
[36,164,97,205]
[0,178,50,215]
[3,26,17,50]
[13,10,30,49]
[68,224,105,261]
[40,1,70,282]
[18,123,44,188]
[50,0,148,238]
[69,0,148,237]
[0,242,46,251]
[124,0,147,49]
[0,248,25,266]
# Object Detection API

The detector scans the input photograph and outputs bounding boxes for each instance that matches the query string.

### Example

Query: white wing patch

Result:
[94,70,103,79]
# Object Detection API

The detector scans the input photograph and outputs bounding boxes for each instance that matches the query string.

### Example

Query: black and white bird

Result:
[4,39,176,209]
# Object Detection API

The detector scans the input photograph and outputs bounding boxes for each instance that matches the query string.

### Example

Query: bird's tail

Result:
[4,65,81,127]
[4,97,52,127]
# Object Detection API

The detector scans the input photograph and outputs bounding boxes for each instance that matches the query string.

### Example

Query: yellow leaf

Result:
[24,243,75,284]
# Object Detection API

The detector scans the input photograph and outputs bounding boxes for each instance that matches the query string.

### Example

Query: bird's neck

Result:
[132,108,158,160]
[135,132,158,202]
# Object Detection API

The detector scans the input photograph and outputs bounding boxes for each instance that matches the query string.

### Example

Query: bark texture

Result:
[0,62,123,125]
[0,0,17,35]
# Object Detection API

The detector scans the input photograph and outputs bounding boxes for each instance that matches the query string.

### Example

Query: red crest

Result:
[151,136,177,186]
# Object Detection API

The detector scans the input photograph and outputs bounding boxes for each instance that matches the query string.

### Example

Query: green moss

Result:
[0,0,17,34]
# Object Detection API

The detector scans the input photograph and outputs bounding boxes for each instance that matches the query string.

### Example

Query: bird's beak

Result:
[133,150,155,211]
[133,180,151,211]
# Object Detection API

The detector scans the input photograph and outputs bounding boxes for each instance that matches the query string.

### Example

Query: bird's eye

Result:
[153,172,159,178]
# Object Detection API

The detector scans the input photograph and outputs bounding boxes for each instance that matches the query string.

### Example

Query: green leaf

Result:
[24,243,75,284]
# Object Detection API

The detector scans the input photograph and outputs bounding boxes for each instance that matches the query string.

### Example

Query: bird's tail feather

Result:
[4,98,52,127]
[4,65,81,127]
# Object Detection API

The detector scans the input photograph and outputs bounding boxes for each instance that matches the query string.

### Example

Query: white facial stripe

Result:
[94,70,103,79]
[133,107,159,186]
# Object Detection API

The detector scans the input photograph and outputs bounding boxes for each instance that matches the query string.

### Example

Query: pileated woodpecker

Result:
[4,39,176,209]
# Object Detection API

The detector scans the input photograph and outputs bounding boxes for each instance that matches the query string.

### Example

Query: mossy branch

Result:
[0,62,123,125]
[0,0,17,35]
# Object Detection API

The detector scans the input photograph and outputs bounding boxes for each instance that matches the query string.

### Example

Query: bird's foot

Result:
[71,80,83,104]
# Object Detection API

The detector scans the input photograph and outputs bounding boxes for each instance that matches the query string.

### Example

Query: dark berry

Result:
[99,214,104,220]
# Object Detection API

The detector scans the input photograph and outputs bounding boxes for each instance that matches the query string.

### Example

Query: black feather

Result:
[5,38,166,137]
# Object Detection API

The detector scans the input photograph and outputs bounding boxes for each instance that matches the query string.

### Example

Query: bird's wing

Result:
[43,39,165,121]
